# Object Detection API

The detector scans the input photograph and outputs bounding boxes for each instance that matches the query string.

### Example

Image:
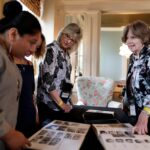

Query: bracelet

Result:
[143,107,150,115]
[142,110,150,117]
[58,100,64,107]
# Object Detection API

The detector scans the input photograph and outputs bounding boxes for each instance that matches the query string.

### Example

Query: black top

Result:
[16,64,36,138]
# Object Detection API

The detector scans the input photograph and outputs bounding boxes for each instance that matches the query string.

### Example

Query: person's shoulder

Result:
[0,47,8,73]
[47,41,59,54]
[147,47,150,55]
[47,43,52,48]
[47,41,56,48]
[129,53,134,61]
[0,46,8,62]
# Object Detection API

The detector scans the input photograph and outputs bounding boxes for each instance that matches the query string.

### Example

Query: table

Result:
[26,105,130,150]
[113,86,123,102]
[71,105,130,150]
[71,105,129,124]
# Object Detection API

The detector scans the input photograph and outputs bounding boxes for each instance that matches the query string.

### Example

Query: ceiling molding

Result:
[59,0,150,14]
[58,0,150,27]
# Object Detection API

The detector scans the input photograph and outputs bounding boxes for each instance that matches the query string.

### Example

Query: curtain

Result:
[20,0,43,17]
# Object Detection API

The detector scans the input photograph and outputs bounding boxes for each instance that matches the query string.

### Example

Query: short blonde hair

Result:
[57,23,82,52]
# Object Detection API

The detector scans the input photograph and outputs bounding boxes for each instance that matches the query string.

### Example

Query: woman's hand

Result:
[49,90,72,113]
[1,129,30,150]
[132,111,149,135]
[61,103,72,112]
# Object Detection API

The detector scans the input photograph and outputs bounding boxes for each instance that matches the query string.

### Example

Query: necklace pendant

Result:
[23,67,25,72]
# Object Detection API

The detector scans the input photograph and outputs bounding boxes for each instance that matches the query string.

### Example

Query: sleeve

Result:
[0,55,12,137]
[42,45,58,93]
[0,110,12,137]
[143,57,150,107]
[0,54,4,75]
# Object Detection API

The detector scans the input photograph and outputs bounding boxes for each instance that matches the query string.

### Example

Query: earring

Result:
[9,45,12,54]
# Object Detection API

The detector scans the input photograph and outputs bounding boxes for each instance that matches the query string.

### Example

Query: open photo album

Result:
[92,123,150,150]
[27,120,90,150]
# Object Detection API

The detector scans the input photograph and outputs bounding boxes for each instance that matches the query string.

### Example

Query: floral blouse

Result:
[124,46,150,109]
[37,41,72,110]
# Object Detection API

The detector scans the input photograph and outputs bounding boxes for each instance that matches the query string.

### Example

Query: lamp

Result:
[119,43,132,58]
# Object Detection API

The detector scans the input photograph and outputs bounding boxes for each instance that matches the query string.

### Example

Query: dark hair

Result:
[122,20,150,46]
[0,1,41,35]
[34,34,46,59]
[3,1,22,18]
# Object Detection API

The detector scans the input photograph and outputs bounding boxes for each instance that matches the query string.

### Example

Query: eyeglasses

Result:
[63,33,77,44]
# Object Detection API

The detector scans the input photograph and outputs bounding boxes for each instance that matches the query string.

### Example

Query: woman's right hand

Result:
[1,129,30,150]
[132,111,149,135]
[61,103,72,112]
[49,90,72,113]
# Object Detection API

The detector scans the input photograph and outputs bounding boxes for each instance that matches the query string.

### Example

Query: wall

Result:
[100,30,125,81]
[58,0,150,78]
[40,0,55,44]
[0,0,6,18]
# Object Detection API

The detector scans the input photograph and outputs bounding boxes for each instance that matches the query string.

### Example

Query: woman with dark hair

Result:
[34,34,46,59]
[37,23,82,126]
[122,20,150,135]
[0,1,42,149]
[15,34,46,138]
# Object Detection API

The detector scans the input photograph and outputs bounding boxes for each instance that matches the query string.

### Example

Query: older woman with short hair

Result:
[37,23,82,126]
[122,20,150,135]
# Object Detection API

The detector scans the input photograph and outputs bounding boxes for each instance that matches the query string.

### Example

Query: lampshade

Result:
[119,43,132,58]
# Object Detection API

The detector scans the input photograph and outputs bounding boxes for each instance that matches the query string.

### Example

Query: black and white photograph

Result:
[125,138,133,143]
[76,128,87,134]
[28,120,90,150]
[115,138,124,143]
[49,137,62,145]
[46,124,59,130]
[38,130,48,136]
[72,134,82,140]
[100,130,107,134]
[134,139,143,143]
[57,126,67,131]
[105,138,114,143]
[55,132,64,138]
[67,127,76,133]
[54,120,63,125]
[39,137,51,144]
[64,133,73,139]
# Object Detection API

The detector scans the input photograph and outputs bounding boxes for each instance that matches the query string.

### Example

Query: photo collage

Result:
[28,120,90,150]
[93,123,150,150]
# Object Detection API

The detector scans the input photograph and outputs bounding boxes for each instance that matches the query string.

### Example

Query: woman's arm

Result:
[1,129,30,150]
[41,44,72,112]
[133,57,150,134]
[133,111,149,134]
[49,90,72,112]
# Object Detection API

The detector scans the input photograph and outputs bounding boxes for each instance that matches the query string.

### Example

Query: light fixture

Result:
[119,43,132,58]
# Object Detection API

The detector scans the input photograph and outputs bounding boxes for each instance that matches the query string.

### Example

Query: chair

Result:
[76,76,115,107]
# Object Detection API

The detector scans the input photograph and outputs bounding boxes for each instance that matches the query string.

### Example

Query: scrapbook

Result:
[27,120,90,150]
[92,123,150,150]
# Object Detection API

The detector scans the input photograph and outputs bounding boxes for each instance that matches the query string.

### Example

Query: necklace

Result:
[21,65,26,72]
[18,64,26,73]
[14,57,29,72]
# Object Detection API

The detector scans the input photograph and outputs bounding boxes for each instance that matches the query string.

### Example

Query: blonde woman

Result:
[37,23,82,126]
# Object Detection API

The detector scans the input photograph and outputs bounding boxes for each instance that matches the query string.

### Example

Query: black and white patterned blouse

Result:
[124,46,150,109]
[37,41,72,110]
